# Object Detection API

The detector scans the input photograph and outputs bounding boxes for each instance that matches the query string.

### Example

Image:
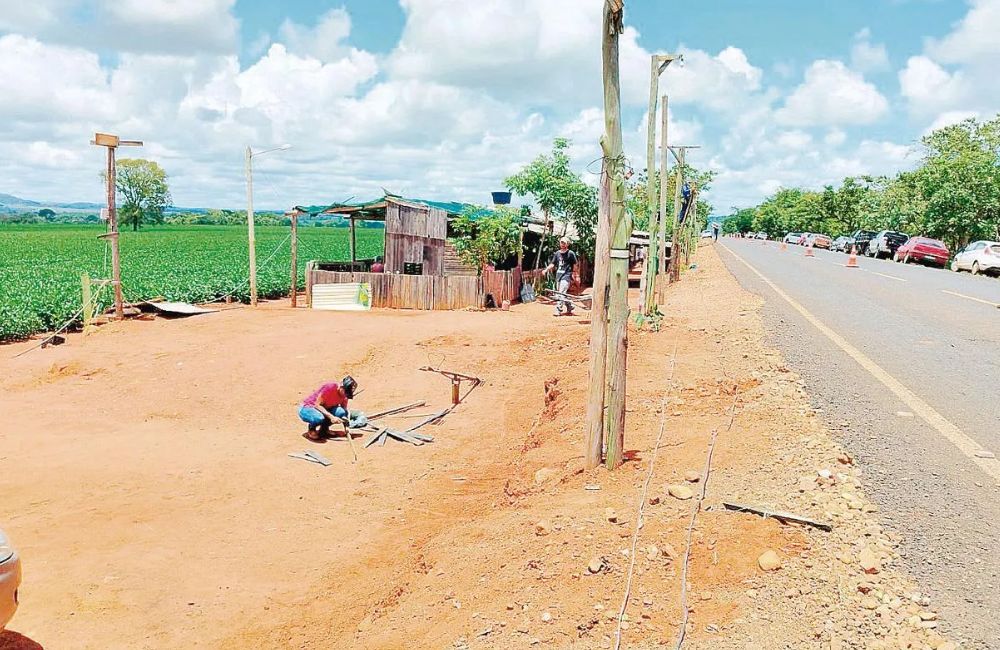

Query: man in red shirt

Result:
[298,376,358,440]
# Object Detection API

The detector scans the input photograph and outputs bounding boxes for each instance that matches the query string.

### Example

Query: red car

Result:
[894,236,950,268]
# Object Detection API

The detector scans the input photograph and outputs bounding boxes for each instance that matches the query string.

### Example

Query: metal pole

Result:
[246,146,257,307]
[106,146,124,319]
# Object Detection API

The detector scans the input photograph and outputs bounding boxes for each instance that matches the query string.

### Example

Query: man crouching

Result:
[298,376,357,440]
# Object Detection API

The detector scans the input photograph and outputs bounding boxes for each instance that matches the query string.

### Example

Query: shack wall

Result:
[383,201,446,275]
[308,269,481,310]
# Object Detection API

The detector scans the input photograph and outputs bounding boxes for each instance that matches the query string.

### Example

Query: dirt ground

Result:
[0,246,954,649]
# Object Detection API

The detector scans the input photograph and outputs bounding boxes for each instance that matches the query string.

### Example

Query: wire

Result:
[12,281,110,359]
[614,343,678,650]
[672,382,741,650]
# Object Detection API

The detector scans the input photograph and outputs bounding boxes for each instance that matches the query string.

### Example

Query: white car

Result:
[754,232,769,240]
[0,529,20,630]
[951,240,1000,276]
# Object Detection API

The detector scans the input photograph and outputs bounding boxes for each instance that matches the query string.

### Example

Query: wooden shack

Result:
[294,194,522,311]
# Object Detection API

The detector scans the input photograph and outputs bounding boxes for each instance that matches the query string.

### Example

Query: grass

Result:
[0,224,384,341]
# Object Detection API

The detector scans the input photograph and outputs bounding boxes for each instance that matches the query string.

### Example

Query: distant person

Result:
[712,222,720,241]
[370,257,385,273]
[544,237,578,316]
[298,376,357,440]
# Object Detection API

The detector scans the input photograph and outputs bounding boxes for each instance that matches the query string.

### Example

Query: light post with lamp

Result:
[245,144,291,306]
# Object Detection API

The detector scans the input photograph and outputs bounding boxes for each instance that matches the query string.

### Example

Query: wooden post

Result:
[290,213,298,307]
[585,2,623,470]
[603,0,630,471]
[246,146,258,307]
[642,56,659,316]
[350,216,357,268]
[517,221,525,270]
[668,148,685,283]
[105,146,124,320]
[657,95,669,301]
[81,272,94,332]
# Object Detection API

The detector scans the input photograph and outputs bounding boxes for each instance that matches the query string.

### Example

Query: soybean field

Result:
[0,224,384,341]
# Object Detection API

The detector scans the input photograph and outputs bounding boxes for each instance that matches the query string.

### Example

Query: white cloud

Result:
[775,130,813,150]
[662,47,764,113]
[278,8,354,63]
[777,60,888,126]
[926,0,1000,64]
[898,55,966,115]
[924,110,981,135]
[824,129,847,147]
[851,28,890,72]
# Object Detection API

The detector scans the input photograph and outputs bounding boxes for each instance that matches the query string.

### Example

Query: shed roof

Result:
[292,194,478,219]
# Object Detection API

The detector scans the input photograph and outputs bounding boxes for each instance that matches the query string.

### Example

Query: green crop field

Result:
[0,224,384,341]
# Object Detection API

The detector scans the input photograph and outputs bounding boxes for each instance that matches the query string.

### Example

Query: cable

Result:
[614,343,678,650]
[673,382,741,650]
[12,281,110,359]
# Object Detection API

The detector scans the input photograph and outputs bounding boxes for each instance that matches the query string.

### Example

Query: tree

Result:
[506,138,597,265]
[38,208,55,219]
[111,159,172,231]
[449,206,523,272]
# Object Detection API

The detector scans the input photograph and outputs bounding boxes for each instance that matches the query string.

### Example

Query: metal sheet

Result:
[147,301,218,315]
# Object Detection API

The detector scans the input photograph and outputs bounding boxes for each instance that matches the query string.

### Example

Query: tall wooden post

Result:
[585,1,623,470]
[656,95,669,301]
[642,56,660,316]
[533,209,550,270]
[105,146,124,320]
[517,221,525,270]
[669,148,685,283]
[603,0,630,471]
[290,213,298,307]
[245,146,258,307]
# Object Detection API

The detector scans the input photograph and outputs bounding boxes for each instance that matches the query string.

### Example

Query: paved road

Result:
[716,238,1000,649]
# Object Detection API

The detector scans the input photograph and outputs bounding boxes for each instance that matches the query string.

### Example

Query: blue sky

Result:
[0,0,996,214]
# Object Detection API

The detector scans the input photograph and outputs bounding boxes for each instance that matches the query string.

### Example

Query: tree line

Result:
[723,115,1000,252]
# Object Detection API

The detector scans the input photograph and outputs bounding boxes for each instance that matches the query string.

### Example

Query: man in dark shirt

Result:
[545,237,578,316]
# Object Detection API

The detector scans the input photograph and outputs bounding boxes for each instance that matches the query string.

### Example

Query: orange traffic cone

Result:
[780,241,787,251]
[805,243,815,257]
[846,245,859,268]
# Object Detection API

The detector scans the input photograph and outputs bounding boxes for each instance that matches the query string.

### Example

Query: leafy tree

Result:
[111,158,172,231]
[723,207,754,234]
[505,138,597,264]
[38,208,55,219]
[449,206,523,272]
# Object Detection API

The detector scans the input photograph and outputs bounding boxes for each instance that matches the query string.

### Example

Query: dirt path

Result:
[1,246,956,649]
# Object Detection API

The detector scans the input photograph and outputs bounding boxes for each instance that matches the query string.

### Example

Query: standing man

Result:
[544,236,578,316]
[712,221,720,241]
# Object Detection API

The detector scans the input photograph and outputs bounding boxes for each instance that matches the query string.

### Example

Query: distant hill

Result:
[0,192,209,215]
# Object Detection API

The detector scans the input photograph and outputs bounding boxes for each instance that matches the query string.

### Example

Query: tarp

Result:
[145,301,218,315]
[311,283,372,311]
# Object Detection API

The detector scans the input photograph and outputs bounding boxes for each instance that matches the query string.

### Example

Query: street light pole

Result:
[245,146,257,307]
[245,144,290,307]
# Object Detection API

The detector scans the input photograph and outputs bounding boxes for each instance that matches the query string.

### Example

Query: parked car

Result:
[783,232,802,244]
[951,240,1000,276]
[831,236,852,252]
[867,230,909,259]
[0,528,20,630]
[848,229,877,254]
[893,237,950,268]
[806,233,832,249]
[795,232,810,245]
[700,229,714,239]
[754,232,768,240]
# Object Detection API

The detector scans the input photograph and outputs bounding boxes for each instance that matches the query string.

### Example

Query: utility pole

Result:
[91,133,142,320]
[603,0,629,471]
[656,95,669,303]
[586,0,624,470]
[667,145,700,283]
[245,144,291,307]
[642,55,679,316]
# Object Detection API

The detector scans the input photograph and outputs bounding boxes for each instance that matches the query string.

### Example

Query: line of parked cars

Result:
[781,229,1000,276]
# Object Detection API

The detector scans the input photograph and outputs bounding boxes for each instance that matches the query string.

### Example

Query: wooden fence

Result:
[307,263,526,311]
[481,268,521,305]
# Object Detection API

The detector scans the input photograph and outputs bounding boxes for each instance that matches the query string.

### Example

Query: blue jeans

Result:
[299,405,347,427]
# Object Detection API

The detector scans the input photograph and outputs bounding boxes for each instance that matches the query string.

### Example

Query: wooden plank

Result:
[722,502,833,532]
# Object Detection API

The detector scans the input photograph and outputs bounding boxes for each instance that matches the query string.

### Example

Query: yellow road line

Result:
[720,243,1000,483]
[872,271,906,282]
[941,289,1000,308]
